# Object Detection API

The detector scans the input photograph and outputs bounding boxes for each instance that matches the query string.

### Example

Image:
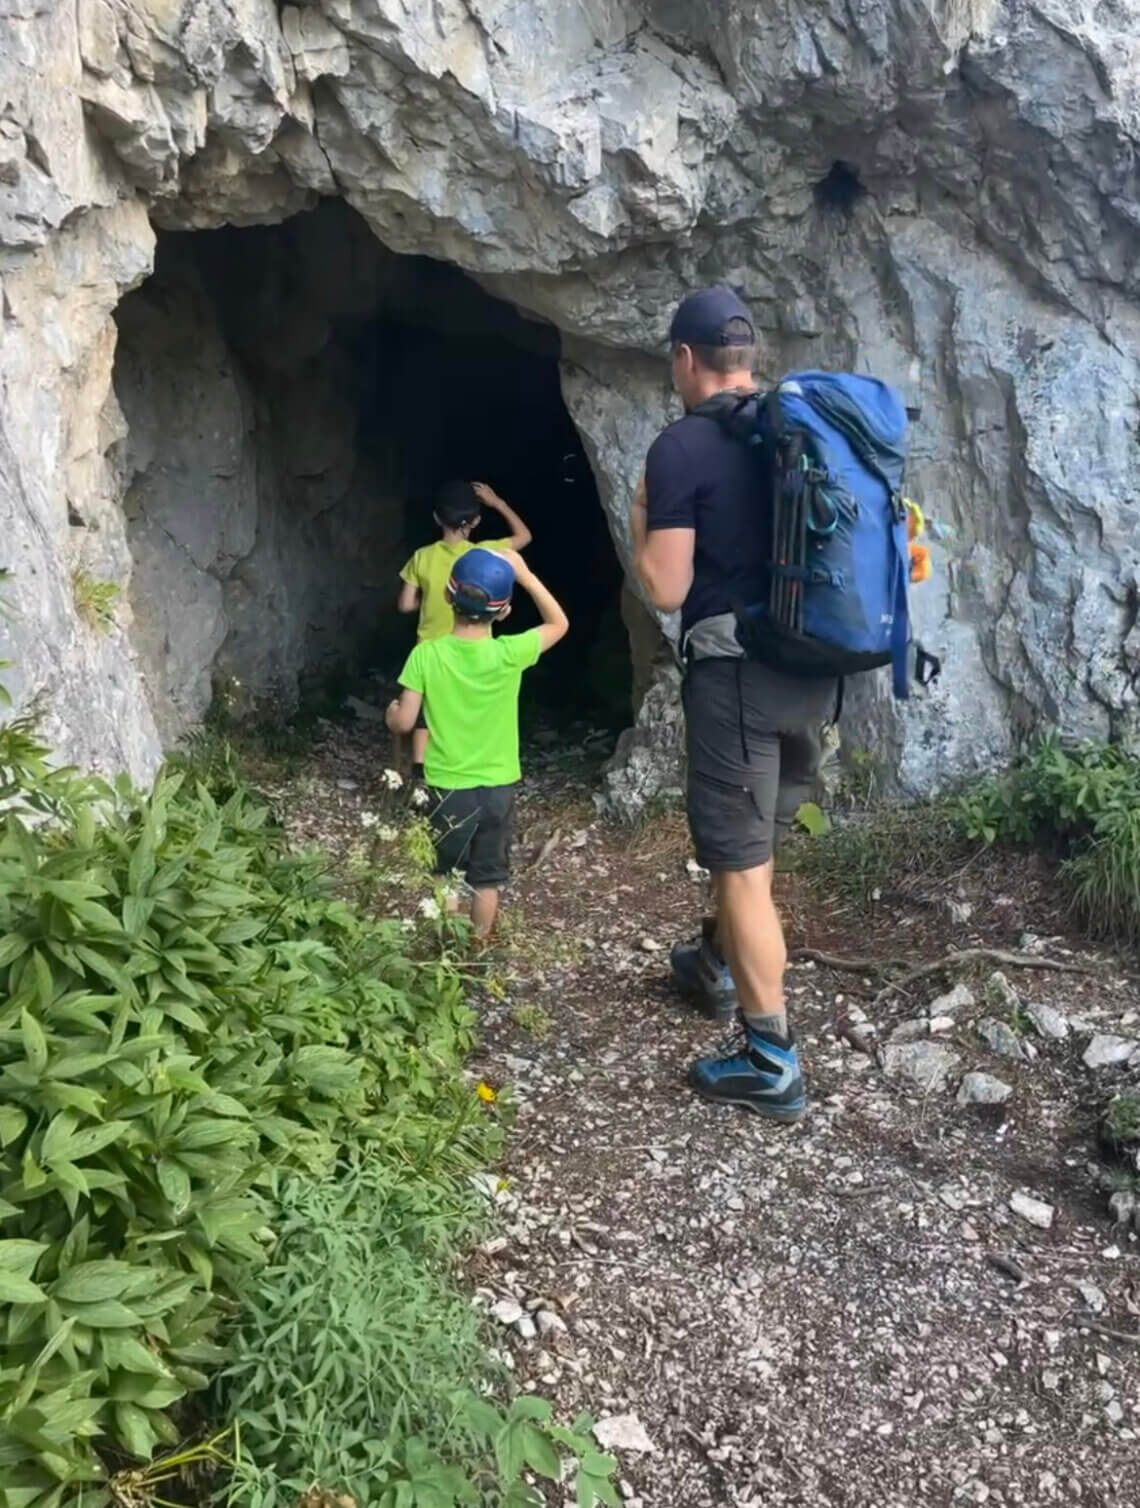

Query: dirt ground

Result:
[272,716,1140,1508]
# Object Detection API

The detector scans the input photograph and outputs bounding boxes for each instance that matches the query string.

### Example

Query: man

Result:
[631,286,836,1122]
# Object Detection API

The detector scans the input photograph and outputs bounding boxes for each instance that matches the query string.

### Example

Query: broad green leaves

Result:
[793,801,831,837]
[0,757,486,1502]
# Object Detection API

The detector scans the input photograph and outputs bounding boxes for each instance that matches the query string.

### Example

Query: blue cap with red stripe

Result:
[448,548,516,619]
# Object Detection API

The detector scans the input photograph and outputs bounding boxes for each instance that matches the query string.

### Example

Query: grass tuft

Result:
[71,567,122,633]
[782,800,963,906]
[957,737,1140,941]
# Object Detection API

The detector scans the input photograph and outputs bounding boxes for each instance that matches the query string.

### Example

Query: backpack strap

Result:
[889,516,911,700]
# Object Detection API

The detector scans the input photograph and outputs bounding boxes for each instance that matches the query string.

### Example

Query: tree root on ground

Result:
[790,945,1097,1010]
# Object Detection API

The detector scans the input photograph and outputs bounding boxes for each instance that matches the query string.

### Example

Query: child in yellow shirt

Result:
[398,481,532,779]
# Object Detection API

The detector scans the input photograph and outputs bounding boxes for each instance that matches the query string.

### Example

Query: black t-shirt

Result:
[644,410,767,634]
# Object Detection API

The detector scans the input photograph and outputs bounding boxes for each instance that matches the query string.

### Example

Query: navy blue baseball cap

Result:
[668,286,755,347]
[448,547,516,618]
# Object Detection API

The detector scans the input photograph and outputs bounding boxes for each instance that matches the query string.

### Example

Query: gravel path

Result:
[278,720,1140,1508]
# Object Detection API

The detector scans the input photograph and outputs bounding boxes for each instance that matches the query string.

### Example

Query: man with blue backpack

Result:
[632,287,932,1121]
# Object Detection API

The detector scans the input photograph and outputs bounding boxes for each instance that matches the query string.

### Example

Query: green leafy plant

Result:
[793,801,831,837]
[1098,1089,1140,1172]
[0,747,483,1504]
[0,645,616,1508]
[1105,1090,1140,1144]
[217,1160,615,1508]
[511,1002,553,1040]
[957,738,1140,939]
[70,571,122,635]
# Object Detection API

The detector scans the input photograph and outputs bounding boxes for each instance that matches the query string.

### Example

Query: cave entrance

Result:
[113,199,631,747]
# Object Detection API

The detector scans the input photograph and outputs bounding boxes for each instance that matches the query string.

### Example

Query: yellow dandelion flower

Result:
[476,1082,497,1103]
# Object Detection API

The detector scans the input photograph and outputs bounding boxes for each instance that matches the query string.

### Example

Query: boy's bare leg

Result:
[470,886,501,938]
[390,729,409,780]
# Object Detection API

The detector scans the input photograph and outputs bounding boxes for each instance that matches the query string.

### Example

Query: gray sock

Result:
[742,1010,788,1042]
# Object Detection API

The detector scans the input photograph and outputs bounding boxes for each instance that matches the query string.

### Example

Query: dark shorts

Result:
[429,784,516,889]
[683,658,837,872]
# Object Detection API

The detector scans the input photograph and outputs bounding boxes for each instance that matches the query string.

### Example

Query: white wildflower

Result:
[381,768,403,791]
[410,785,430,809]
[418,896,441,921]
[360,811,379,829]
[376,824,398,842]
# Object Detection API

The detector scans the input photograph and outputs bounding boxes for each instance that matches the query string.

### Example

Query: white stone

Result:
[1025,1002,1070,1042]
[889,1018,930,1044]
[957,1072,1013,1107]
[928,983,976,1019]
[1084,1035,1138,1069]
[1010,1192,1055,1230]
[491,1297,525,1326]
[1075,1281,1108,1314]
[594,1413,657,1455]
[976,1017,1029,1061]
[535,1308,566,1337]
[881,1041,961,1093]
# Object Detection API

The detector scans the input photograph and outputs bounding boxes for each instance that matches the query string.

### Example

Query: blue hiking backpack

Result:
[696,371,940,699]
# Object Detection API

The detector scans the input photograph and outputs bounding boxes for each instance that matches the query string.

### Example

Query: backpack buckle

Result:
[914,644,941,687]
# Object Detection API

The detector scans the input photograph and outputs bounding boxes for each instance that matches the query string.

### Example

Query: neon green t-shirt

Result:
[400,539,511,643]
[399,630,543,789]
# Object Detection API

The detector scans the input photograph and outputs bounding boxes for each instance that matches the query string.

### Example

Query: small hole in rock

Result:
[814,160,867,216]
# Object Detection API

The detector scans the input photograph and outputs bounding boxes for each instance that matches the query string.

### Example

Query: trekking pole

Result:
[776,475,790,628]
[781,477,794,629]
[796,466,808,634]
[769,453,782,627]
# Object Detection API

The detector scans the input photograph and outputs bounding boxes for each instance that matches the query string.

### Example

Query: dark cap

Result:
[448,547,516,618]
[668,286,755,348]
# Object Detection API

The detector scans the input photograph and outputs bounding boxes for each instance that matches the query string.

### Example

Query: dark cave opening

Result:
[113,199,631,743]
[814,159,867,216]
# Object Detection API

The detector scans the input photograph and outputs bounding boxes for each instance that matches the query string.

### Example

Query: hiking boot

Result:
[670,922,737,1021]
[688,1018,807,1122]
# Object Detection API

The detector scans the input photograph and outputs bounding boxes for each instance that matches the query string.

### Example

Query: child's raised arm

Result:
[472,482,533,550]
[500,549,568,653]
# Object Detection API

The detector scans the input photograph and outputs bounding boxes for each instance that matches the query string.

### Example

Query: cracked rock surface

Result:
[4,1,1140,797]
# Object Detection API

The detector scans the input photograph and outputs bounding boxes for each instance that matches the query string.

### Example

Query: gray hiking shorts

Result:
[429,784,516,889]
[682,658,837,872]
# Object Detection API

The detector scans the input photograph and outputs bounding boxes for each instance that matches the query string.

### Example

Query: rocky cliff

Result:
[2,0,1138,803]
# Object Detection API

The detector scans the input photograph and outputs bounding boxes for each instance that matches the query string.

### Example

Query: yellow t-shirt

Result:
[400,539,512,643]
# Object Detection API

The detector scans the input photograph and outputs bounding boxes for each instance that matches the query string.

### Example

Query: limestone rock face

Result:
[2,0,1140,799]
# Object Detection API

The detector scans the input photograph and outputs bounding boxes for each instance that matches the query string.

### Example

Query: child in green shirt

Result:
[397,481,533,781]
[386,548,568,938]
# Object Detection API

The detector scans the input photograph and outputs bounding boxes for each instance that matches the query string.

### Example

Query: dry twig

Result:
[986,1252,1030,1284]
[1071,1319,1140,1346]
[871,947,1094,1009]
[791,947,909,974]
[527,829,563,871]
